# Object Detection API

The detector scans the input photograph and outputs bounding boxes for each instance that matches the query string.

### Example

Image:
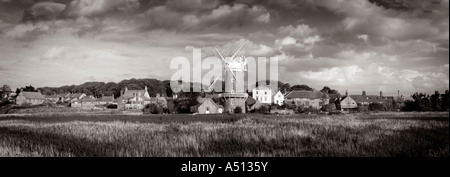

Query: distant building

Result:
[65,93,86,102]
[349,91,389,105]
[16,91,46,105]
[284,90,329,109]
[252,86,272,104]
[45,94,64,103]
[338,96,357,110]
[273,91,284,106]
[116,86,152,109]
[192,98,223,114]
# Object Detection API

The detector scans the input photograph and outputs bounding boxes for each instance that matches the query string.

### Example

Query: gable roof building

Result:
[193,98,223,114]
[284,90,329,109]
[16,91,46,105]
[349,91,389,105]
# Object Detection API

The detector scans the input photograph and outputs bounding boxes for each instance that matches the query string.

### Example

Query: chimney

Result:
[380,91,383,98]
[112,94,115,99]
[156,93,160,97]
[446,90,449,95]
[125,87,128,92]
[362,91,366,96]
[345,90,348,97]
[284,87,287,94]
[398,90,400,99]
[145,85,147,91]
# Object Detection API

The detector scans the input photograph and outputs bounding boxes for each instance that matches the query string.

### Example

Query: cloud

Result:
[29,1,66,21]
[277,24,318,39]
[41,47,66,61]
[138,3,270,31]
[4,22,50,41]
[61,0,140,18]
[165,0,219,11]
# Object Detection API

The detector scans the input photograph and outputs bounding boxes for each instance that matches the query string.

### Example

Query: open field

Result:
[0,112,448,157]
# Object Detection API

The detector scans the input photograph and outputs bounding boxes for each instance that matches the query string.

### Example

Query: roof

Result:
[285,90,325,99]
[80,97,99,102]
[68,93,85,98]
[246,96,256,106]
[349,95,385,103]
[198,98,220,109]
[101,96,114,102]
[20,91,45,99]
[123,90,148,98]
[46,95,62,99]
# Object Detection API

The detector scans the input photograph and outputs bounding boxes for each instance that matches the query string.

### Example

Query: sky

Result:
[0,0,448,96]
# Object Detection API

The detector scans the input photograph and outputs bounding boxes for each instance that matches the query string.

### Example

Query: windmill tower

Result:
[207,40,248,113]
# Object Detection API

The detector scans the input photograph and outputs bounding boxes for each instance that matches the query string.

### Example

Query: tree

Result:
[320,86,339,95]
[291,84,313,91]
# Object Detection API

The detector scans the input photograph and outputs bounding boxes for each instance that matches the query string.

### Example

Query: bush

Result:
[0,99,12,107]
[106,104,118,109]
[356,105,368,112]
[255,105,269,114]
[296,106,319,114]
[321,103,336,112]
[143,103,163,114]
[369,102,386,111]
[234,106,242,113]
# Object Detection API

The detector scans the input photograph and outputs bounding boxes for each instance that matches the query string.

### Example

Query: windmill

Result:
[206,40,249,113]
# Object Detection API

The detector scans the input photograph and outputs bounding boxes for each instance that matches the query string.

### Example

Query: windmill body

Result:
[213,41,248,113]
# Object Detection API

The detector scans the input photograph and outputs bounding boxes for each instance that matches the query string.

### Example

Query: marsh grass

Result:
[0,112,448,157]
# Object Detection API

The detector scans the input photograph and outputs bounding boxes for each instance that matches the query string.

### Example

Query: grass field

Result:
[0,112,448,157]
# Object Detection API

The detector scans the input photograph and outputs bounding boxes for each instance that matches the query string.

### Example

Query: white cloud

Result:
[41,47,66,61]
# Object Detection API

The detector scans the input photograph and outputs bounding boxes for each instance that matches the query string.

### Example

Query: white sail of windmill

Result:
[205,40,249,113]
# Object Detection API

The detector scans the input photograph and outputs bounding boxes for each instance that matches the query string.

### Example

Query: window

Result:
[265,91,267,95]
[256,91,258,94]
[264,97,267,101]
[206,107,209,111]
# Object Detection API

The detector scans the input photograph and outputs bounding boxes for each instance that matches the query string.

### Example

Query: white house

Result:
[252,86,272,104]
[273,91,284,106]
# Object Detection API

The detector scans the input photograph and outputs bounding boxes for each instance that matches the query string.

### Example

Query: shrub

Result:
[234,106,242,114]
[321,103,336,112]
[356,105,368,112]
[143,103,163,114]
[369,102,386,111]
[106,104,118,109]
[255,105,269,114]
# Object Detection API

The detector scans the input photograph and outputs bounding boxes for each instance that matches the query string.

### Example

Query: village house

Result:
[45,94,64,103]
[252,86,272,104]
[116,86,152,109]
[64,93,86,102]
[191,98,223,114]
[16,91,46,105]
[273,91,285,106]
[337,96,358,110]
[349,91,390,105]
[284,90,329,109]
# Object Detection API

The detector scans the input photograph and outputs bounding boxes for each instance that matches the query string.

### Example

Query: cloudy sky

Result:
[0,0,448,96]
